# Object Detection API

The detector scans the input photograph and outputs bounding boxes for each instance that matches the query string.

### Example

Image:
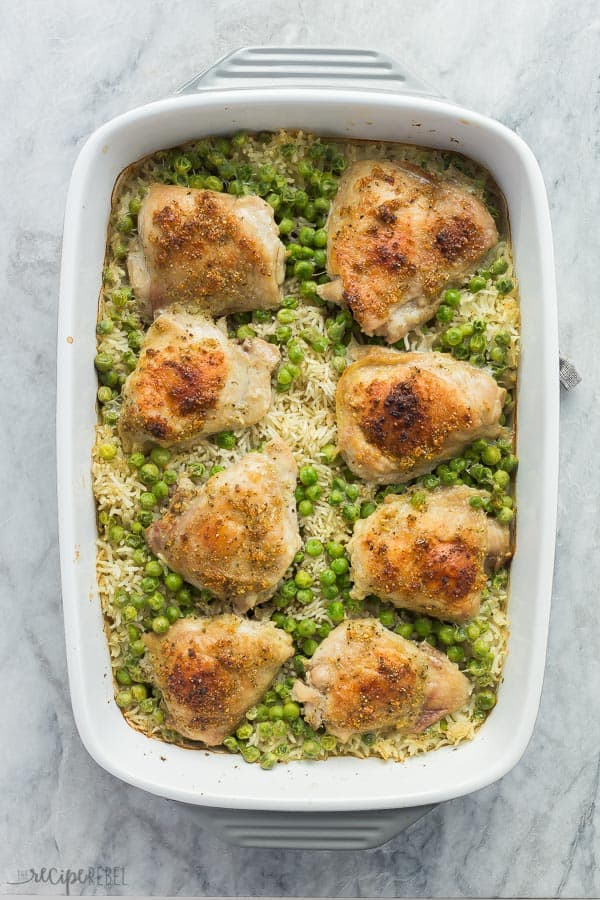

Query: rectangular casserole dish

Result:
[57,48,559,847]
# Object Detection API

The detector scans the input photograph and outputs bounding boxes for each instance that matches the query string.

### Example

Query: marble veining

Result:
[1,0,598,895]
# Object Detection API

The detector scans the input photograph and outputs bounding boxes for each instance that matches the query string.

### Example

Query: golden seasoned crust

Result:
[336,349,505,483]
[348,486,501,622]
[118,311,280,452]
[322,620,428,736]
[127,338,227,442]
[143,615,293,744]
[129,184,285,316]
[293,619,471,740]
[145,440,301,611]
[357,365,472,467]
[321,160,498,341]
[150,190,268,303]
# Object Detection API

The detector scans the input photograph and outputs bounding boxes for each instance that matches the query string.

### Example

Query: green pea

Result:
[489,346,506,365]
[321,585,338,600]
[438,625,455,646]
[305,538,323,557]
[287,342,305,364]
[414,617,432,637]
[296,589,313,604]
[204,175,223,192]
[443,289,461,307]
[278,217,295,236]
[311,336,329,354]
[268,704,284,721]
[127,453,144,470]
[469,275,487,293]
[476,690,497,710]
[469,334,486,353]
[395,623,414,639]
[139,463,160,486]
[298,465,317,487]
[326,542,345,559]
[495,331,512,347]
[139,492,157,510]
[282,701,300,721]
[320,569,337,588]
[150,616,169,635]
[444,327,463,347]
[108,524,124,544]
[305,484,322,502]
[297,226,315,246]
[344,484,359,501]
[280,580,298,600]
[379,610,395,628]
[151,481,168,500]
[472,637,491,659]
[497,507,514,525]
[160,573,182,594]
[222,736,239,753]
[491,258,508,275]
[342,503,360,523]
[142,560,161,579]
[129,638,146,657]
[302,638,318,656]
[303,739,321,758]
[481,445,501,466]
[297,619,316,638]
[331,557,349,576]
[209,465,225,476]
[496,278,514,294]
[241,745,261,764]
[447,645,465,663]
[116,690,133,709]
[311,227,327,248]
[293,260,315,281]
[500,454,518,473]
[328,489,344,506]
[294,570,313,589]
[436,304,453,324]
[94,352,113,373]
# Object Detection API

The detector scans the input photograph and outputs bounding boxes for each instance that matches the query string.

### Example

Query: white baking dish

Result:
[57,48,559,848]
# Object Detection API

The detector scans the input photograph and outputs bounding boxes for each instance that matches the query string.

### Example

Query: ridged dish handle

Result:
[195,805,435,850]
[177,46,438,96]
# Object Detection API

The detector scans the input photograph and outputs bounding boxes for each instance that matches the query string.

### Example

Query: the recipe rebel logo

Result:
[5,865,127,894]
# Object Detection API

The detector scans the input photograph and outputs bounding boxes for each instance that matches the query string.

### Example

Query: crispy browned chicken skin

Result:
[292,619,471,741]
[118,311,279,451]
[348,487,511,623]
[145,440,301,612]
[128,184,286,317]
[319,160,498,341]
[143,615,293,744]
[336,348,505,483]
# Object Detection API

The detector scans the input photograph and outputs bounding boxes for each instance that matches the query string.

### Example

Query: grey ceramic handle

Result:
[194,805,435,850]
[177,46,438,96]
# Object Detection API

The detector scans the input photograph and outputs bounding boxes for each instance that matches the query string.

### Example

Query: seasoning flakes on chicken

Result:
[348,486,511,623]
[128,184,286,317]
[143,615,294,745]
[292,619,471,741]
[118,311,280,451]
[145,440,301,612]
[336,348,505,483]
[319,159,498,341]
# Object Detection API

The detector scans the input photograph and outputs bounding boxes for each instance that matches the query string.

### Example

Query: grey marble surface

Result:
[1,0,598,896]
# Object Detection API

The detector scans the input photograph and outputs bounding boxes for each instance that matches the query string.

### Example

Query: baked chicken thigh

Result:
[143,615,293,744]
[128,184,286,317]
[348,486,511,622]
[292,619,471,741]
[145,440,301,612]
[336,349,505,483]
[118,311,279,451]
[319,160,498,341]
